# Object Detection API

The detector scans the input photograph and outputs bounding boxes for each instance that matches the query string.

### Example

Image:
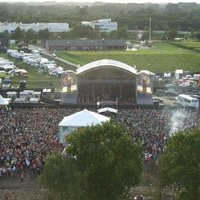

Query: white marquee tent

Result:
[0,95,9,106]
[58,109,110,144]
[97,107,118,114]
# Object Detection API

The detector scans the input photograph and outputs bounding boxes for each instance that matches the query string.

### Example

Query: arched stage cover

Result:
[58,109,110,144]
[76,59,138,105]
[76,59,137,76]
[61,59,154,106]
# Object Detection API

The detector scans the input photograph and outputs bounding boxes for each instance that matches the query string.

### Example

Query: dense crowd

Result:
[0,107,79,181]
[0,106,200,181]
[118,108,200,161]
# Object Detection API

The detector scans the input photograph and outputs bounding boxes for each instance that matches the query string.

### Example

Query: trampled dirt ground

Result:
[0,176,46,200]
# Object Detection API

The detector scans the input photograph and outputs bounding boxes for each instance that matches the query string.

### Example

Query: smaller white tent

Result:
[58,109,110,144]
[0,95,9,106]
[97,107,118,114]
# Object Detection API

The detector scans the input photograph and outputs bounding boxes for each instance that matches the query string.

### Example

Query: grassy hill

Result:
[56,42,200,73]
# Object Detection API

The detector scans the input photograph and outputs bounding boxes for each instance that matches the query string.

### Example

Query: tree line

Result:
[0,2,200,42]
[0,2,200,32]
[39,121,200,200]
[1,23,200,43]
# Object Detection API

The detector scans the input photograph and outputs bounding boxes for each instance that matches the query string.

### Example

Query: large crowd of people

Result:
[118,108,200,161]
[0,107,78,181]
[0,106,200,181]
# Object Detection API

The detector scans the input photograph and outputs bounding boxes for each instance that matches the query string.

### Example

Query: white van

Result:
[176,94,199,109]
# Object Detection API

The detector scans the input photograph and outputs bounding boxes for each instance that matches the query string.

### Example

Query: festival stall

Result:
[0,95,9,107]
[58,109,110,144]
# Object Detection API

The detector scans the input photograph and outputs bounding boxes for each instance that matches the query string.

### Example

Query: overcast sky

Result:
[1,0,200,3]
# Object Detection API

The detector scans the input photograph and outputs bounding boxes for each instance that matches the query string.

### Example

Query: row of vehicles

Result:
[0,56,30,89]
[0,56,28,78]
[155,81,199,109]
[7,49,64,78]
[0,57,17,78]
[0,57,15,89]
[164,82,200,109]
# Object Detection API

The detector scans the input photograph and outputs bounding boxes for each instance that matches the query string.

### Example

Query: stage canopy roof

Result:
[138,70,155,75]
[59,109,110,127]
[76,59,137,76]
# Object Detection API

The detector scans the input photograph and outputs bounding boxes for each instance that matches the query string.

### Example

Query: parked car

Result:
[11,69,28,77]
[2,78,12,89]
[52,53,56,57]
[50,69,64,77]
[19,69,29,78]
[165,90,179,97]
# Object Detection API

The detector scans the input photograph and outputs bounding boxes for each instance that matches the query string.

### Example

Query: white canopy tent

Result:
[58,109,110,144]
[97,107,118,114]
[0,95,9,106]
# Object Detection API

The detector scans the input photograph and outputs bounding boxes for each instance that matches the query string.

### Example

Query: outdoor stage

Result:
[61,59,154,106]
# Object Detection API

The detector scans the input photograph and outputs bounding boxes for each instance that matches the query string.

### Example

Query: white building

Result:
[0,22,70,34]
[175,69,183,80]
[82,18,117,32]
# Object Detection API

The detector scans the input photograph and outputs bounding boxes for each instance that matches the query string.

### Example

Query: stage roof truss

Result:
[77,59,137,76]
[77,79,136,84]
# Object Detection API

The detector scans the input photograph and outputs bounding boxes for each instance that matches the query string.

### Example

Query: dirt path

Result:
[0,176,46,200]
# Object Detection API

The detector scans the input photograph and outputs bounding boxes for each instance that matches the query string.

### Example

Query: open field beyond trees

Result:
[56,42,200,73]
[1,42,200,89]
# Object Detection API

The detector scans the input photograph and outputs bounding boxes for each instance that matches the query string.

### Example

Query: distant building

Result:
[82,18,117,32]
[45,39,126,51]
[0,22,70,34]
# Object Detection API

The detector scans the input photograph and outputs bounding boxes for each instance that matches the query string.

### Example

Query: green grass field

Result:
[56,42,200,73]
[172,41,200,49]
[1,42,200,89]
[171,41,200,53]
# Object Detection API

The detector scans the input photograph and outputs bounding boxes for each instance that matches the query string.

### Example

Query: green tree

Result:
[39,154,82,200]
[78,6,88,16]
[159,129,200,200]
[60,31,72,39]
[141,31,149,41]
[196,33,200,41]
[38,28,50,39]
[100,31,109,39]
[25,29,37,41]
[109,30,117,39]
[71,24,97,39]
[116,26,128,39]
[167,29,178,40]
[12,27,25,40]
[40,122,143,200]
[165,3,182,14]
[0,30,10,40]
